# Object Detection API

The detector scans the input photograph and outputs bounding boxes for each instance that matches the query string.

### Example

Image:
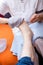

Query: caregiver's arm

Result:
[30,13,43,23]
[30,0,43,23]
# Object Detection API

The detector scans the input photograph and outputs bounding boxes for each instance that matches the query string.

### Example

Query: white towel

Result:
[10,27,24,59]
[29,22,43,41]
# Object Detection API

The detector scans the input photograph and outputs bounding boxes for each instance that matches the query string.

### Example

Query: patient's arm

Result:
[18,21,39,65]
[0,18,8,24]
[19,21,34,60]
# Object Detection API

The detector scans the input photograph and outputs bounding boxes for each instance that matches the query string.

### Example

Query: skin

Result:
[0,18,8,24]
[30,13,43,23]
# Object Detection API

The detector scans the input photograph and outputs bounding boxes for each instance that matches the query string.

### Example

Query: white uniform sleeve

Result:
[8,14,23,28]
[0,0,10,15]
[0,0,23,27]
[24,0,38,22]
[36,0,43,11]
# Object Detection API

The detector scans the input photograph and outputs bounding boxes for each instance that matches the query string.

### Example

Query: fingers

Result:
[30,14,39,23]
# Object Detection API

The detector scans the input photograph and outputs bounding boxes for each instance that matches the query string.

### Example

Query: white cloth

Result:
[10,27,24,59]
[29,22,43,41]
[0,0,43,59]
[0,39,7,53]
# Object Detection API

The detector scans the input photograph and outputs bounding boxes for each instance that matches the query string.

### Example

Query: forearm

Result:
[19,20,32,39]
[19,21,35,61]
[0,18,8,24]
[39,13,43,21]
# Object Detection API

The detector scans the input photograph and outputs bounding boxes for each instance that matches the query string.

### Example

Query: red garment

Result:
[0,24,18,65]
[0,14,4,18]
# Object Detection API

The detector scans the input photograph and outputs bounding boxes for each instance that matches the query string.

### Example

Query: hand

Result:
[30,14,40,23]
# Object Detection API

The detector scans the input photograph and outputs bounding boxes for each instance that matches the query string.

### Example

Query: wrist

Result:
[38,13,43,21]
[0,18,8,24]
